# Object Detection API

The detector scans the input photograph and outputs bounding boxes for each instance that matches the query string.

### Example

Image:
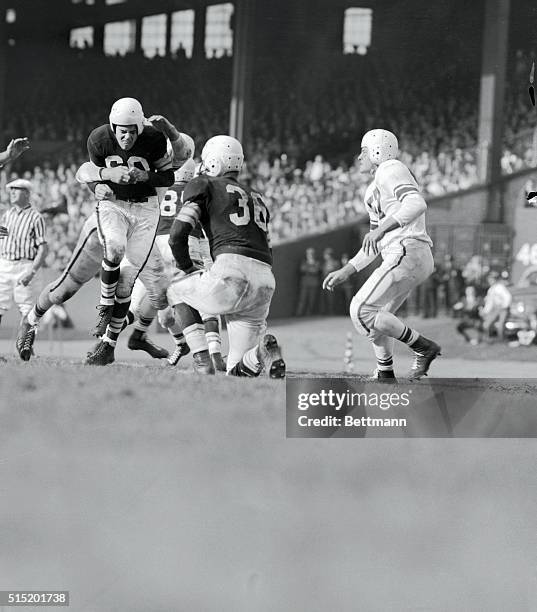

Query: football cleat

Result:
[408,336,441,380]
[85,340,115,366]
[192,350,215,375]
[16,318,37,362]
[127,330,169,359]
[370,368,398,383]
[257,334,286,379]
[211,352,227,372]
[91,304,114,338]
[167,343,191,366]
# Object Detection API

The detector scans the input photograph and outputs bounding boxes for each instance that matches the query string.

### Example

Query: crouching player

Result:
[166,135,285,378]
[323,129,441,381]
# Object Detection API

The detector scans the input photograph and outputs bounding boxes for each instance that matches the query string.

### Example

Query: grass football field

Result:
[0,316,536,611]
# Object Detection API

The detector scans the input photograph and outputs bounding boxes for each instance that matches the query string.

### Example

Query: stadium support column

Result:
[229,0,254,148]
[165,13,172,57]
[93,0,105,54]
[193,6,206,60]
[477,0,510,222]
[134,17,142,55]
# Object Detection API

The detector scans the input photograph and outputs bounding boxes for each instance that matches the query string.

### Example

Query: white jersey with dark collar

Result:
[364,159,432,253]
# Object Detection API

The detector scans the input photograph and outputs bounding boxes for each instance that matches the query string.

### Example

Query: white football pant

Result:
[95,197,160,299]
[350,240,434,359]
[167,253,275,371]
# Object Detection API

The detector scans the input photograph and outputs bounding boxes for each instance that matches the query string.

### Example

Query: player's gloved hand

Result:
[362,228,385,256]
[101,166,131,184]
[0,225,8,238]
[128,167,149,183]
[322,264,355,292]
[6,137,30,161]
[95,183,115,201]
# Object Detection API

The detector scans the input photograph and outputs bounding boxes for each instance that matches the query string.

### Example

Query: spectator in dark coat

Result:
[296,247,321,316]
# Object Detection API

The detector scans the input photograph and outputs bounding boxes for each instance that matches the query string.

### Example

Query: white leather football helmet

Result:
[174,157,196,184]
[109,97,145,135]
[201,135,244,177]
[361,129,398,165]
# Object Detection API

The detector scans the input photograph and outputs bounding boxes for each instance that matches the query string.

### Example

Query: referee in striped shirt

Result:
[0,178,48,328]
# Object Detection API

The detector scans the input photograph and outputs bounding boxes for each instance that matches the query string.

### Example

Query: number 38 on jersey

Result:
[226,184,269,233]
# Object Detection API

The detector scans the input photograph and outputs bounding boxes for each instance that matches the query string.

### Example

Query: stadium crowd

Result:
[1,47,537,271]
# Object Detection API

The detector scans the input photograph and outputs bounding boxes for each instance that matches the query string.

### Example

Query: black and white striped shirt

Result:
[0,205,47,260]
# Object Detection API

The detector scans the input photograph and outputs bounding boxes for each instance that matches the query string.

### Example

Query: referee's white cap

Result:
[6,178,33,192]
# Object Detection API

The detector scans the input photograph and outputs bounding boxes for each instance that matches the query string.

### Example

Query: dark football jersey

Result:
[181,174,272,265]
[157,183,183,236]
[157,182,204,239]
[87,124,169,201]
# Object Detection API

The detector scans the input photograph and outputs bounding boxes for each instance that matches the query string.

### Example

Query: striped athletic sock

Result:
[376,356,394,372]
[172,332,186,347]
[134,315,153,333]
[398,326,419,346]
[242,346,261,374]
[102,296,131,346]
[27,300,48,326]
[203,316,221,355]
[100,258,120,306]
[183,323,208,354]
[205,331,221,355]
[228,347,260,377]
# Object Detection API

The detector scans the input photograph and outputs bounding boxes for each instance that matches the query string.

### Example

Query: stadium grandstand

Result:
[0,0,535,317]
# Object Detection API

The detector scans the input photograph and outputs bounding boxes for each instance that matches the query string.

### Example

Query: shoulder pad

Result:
[375,159,408,182]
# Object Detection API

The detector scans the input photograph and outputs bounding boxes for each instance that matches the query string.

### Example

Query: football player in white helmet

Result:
[323,129,441,381]
[16,116,191,364]
[166,134,285,378]
[84,97,175,365]
[200,135,244,176]
[130,131,227,372]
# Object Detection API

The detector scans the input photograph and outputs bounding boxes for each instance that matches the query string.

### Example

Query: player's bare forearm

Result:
[169,220,194,271]
[170,134,192,166]
[0,137,30,165]
[32,243,48,273]
[323,263,357,291]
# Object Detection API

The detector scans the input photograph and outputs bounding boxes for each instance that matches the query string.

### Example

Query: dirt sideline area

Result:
[1,316,536,610]
[1,314,536,377]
